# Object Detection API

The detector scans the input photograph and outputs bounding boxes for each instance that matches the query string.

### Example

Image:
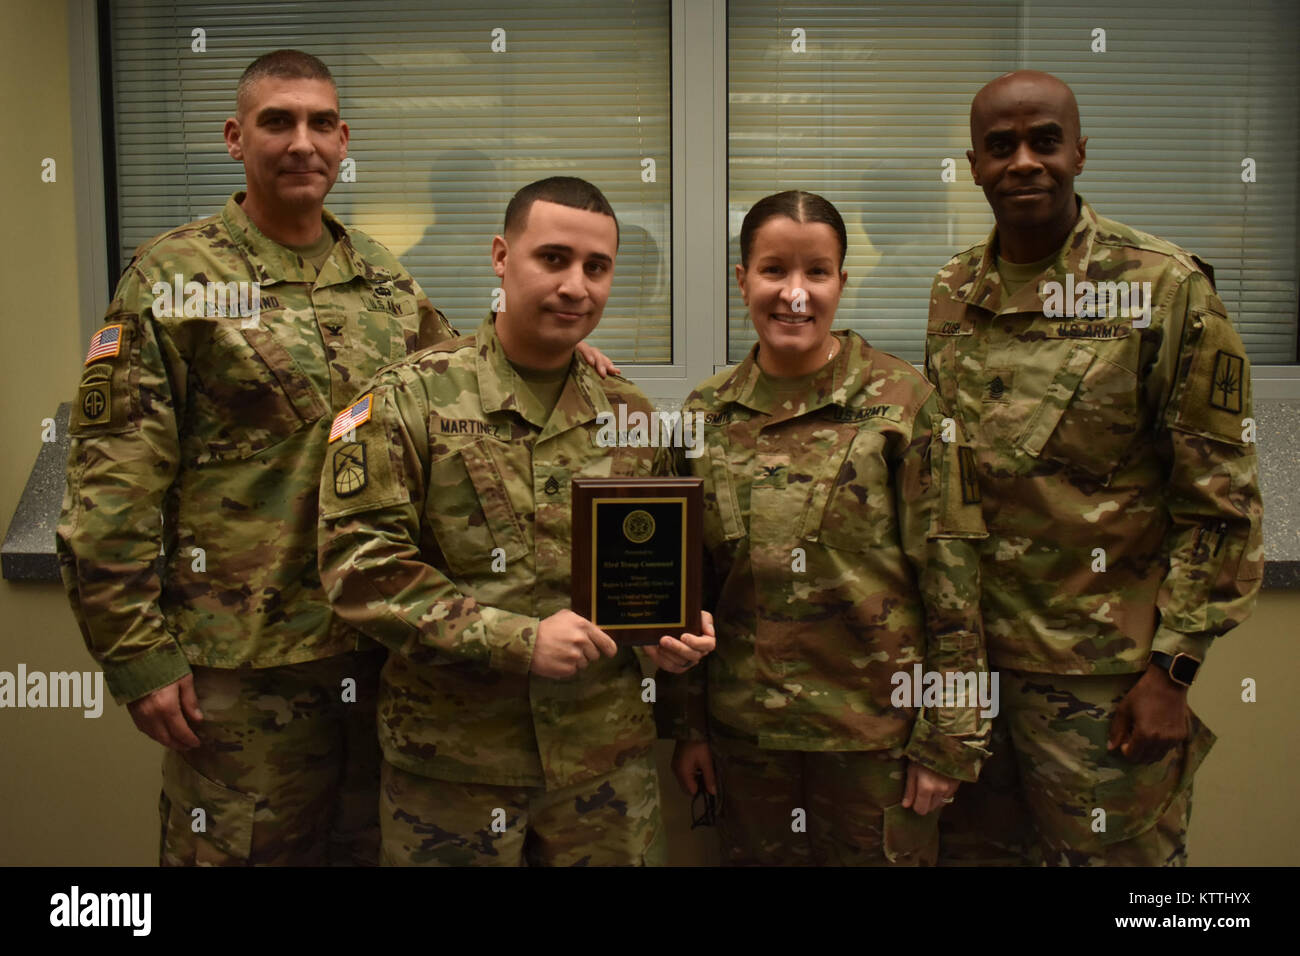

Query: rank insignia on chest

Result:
[1209,350,1244,414]
[754,463,787,489]
[544,475,561,496]
[333,442,367,497]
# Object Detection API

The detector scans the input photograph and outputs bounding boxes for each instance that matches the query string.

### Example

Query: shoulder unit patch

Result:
[333,442,368,497]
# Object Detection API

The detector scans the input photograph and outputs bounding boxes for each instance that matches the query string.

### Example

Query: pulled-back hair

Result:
[504,176,619,247]
[739,190,847,269]
[236,50,336,115]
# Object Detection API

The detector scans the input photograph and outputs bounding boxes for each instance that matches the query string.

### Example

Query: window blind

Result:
[108,0,672,362]
[728,0,1298,365]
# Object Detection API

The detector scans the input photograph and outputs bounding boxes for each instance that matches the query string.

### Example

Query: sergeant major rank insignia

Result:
[1209,350,1244,414]
[333,442,367,497]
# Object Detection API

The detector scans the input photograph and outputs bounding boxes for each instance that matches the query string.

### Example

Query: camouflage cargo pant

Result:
[938,669,1215,867]
[158,649,382,866]
[710,726,940,866]
[380,752,663,866]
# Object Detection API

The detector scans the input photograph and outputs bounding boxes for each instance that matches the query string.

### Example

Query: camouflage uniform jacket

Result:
[57,192,454,704]
[925,197,1264,675]
[317,316,659,790]
[658,331,991,782]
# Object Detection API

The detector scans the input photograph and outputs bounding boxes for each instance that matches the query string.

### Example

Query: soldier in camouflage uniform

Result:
[54,50,459,866]
[659,192,991,866]
[927,71,1264,866]
[317,177,715,866]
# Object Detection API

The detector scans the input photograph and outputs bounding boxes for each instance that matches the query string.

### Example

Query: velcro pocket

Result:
[1092,712,1215,847]
[196,325,327,462]
[932,438,987,538]
[459,441,529,563]
[240,325,329,424]
[1166,309,1251,446]
[705,441,745,543]
[161,752,256,865]
[802,430,894,552]
[1016,342,1138,484]
[883,802,940,865]
[1016,343,1095,457]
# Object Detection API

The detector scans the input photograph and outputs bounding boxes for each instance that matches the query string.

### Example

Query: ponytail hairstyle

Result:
[738,190,847,269]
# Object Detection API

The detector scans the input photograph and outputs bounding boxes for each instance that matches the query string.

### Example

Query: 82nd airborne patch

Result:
[80,385,109,424]
[1209,350,1244,414]
[333,442,368,497]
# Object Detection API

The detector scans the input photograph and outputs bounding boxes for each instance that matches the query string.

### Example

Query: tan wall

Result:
[0,0,1295,867]
[0,0,162,867]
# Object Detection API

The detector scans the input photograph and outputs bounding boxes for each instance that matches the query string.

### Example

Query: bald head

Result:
[970,70,1081,146]
[965,70,1087,261]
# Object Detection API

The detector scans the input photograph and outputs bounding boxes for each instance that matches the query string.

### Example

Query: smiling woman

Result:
[658,189,993,867]
[735,191,847,378]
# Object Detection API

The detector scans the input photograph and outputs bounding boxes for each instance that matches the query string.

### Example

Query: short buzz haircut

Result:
[503,177,619,248]
[236,50,336,116]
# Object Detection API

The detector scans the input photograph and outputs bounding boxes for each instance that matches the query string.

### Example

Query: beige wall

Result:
[0,0,1294,867]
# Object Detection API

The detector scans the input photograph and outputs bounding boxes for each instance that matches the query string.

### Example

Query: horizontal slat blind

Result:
[728,0,1298,365]
[109,0,672,361]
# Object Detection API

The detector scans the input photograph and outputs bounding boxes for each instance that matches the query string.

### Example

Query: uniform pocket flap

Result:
[1016,343,1095,458]
[459,441,529,562]
[162,755,256,862]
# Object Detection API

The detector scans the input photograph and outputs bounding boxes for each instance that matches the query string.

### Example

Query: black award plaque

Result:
[571,477,703,646]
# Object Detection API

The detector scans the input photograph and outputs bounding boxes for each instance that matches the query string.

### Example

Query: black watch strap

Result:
[1149,650,1201,687]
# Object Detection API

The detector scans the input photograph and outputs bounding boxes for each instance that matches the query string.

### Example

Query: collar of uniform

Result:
[219,192,394,288]
[321,208,398,288]
[713,329,860,419]
[475,313,606,433]
[958,195,1100,316]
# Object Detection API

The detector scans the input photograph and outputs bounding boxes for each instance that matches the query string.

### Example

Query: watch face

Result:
[1171,654,1200,684]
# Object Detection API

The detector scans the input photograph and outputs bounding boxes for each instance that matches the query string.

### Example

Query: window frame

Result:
[70,0,1299,405]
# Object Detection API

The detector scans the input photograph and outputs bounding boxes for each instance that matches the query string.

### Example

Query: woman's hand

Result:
[671,740,717,796]
[903,762,959,816]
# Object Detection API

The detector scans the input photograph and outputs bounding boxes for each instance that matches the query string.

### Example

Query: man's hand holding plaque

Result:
[571,476,705,646]
[531,609,715,679]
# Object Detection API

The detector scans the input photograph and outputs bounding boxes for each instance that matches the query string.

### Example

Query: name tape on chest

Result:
[823,404,900,424]
[362,294,405,315]
[437,418,502,438]
[1047,321,1132,340]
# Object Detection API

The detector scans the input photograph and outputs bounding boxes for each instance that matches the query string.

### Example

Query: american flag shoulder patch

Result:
[328,394,373,442]
[84,324,124,365]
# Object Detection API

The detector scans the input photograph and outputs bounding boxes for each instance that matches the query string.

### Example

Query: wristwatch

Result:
[1148,650,1201,688]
